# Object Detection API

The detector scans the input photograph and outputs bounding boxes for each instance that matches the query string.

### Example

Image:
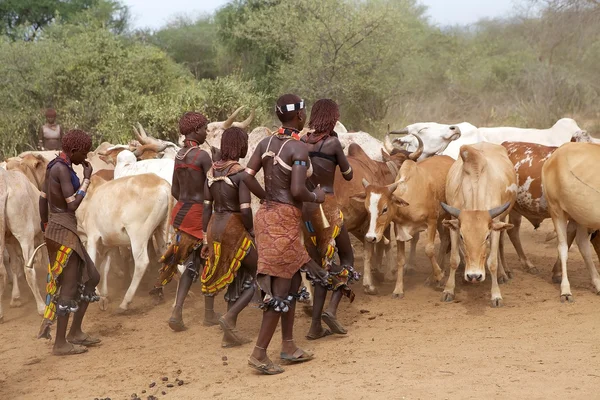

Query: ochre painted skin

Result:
[302,133,355,338]
[172,126,211,204]
[302,135,352,193]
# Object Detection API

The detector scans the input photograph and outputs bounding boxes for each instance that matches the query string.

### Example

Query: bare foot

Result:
[203,311,222,327]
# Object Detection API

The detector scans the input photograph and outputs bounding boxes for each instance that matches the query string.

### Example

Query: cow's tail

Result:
[163,189,175,248]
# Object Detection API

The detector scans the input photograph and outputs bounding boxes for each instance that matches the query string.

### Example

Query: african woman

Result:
[243,94,330,375]
[301,99,360,340]
[38,129,101,355]
[148,112,220,331]
[38,108,62,151]
[201,126,266,348]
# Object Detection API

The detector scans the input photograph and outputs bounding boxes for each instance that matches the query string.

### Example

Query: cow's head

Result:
[381,133,424,174]
[6,154,48,190]
[97,146,128,165]
[205,107,254,147]
[571,130,592,143]
[391,123,461,159]
[440,202,513,283]
[351,178,409,243]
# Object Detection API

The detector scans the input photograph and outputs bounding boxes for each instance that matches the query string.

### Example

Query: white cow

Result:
[114,150,174,184]
[0,167,47,321]
[77,174,172,311]
[392,122,480,160]
[480,118,583,147]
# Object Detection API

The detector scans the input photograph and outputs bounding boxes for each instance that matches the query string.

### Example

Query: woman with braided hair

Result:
[149,111,221,332]
[301,99,359,340]
[242,94,329,375]
[38,129,101,355]
[200,126,265,348]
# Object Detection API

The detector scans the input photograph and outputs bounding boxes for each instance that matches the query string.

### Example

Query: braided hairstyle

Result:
[220,127,248,161]
[179,112,208,136]
[309,99,339,134]
[62,129,92,154]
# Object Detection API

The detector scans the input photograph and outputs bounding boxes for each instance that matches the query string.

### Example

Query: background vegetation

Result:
[0,0,598,157]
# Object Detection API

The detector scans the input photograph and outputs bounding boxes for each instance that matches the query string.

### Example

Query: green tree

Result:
[0,0,128,40]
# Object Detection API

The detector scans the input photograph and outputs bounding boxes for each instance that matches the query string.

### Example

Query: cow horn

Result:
[362,178,370,188]
[441,202,461,218]
[223,106,244,129]
[383,132,395,154]
[387,181,399,193]
[232,109,255,129]
[132,125,145,144]
[488,201,511,219]
[408,134,424,161]
[389,127,409,135]
[26,242,47,269]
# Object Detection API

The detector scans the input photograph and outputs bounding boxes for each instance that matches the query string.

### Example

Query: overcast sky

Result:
[123,0,517,30]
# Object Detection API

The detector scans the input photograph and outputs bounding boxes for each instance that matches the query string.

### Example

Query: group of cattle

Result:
[0,109,599,324]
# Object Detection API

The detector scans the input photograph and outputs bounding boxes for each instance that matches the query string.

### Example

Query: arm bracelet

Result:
[342,166,352,176]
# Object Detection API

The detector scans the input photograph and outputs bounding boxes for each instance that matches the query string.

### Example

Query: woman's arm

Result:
[238,182,254,234]
[334,138,353,181]
[202,180,213,235]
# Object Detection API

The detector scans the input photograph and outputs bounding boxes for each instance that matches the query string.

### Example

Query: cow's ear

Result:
[442,219,460,231]
[491,221,514,232]
[392,194,409,208]
[350,193,366,205]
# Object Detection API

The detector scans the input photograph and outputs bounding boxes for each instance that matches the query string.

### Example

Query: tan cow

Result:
[542,142,600,302]
[0,167,47,321]
[352,148,454,298]
[343,136,425,294]
[77,174,173,312]
[440,142,517,307]
[5,154,48,190]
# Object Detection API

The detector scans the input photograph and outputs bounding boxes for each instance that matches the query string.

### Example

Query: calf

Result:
[353,152,454,298]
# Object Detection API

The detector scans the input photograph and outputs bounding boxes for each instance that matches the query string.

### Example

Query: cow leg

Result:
[98,251,111,311]
[7,243,22,308]
[392,240,405,299]
[363,241,377,295]
[85,237,105,310]
[436,222,450,274]
[442,228,460,302]
[487,230,503,307]
[404,232,419,276]
[592,232,600,262]
[118,238,150,311]
[552,220,577,283]
[0,261,5,323]
[424,221,444,287]
[497,231,510,284]
[575,225,600,294]
[18,237,45,315]
[550,211,572,302]
[507,212,537,273]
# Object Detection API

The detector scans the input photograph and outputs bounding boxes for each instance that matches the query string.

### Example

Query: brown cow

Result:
[343,135,424,294]
[502,140,599,282]
[352,150,454,298]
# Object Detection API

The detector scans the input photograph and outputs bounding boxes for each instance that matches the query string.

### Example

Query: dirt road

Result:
[1,220,600,400]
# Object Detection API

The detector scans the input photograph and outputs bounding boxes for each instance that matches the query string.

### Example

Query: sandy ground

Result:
[2,220,600,400]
